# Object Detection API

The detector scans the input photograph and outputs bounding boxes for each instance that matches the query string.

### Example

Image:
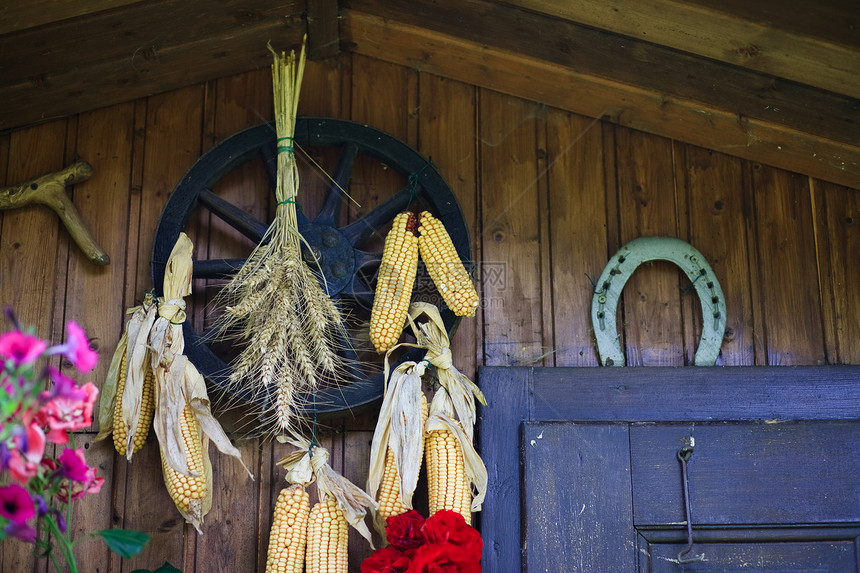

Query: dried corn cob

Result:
[426,421,472,525]
[417,211,479,317]
[266,484,310,573]
[306,497,349,573]
[160,403,207,522]
[370,212,419,352]
[112,350,155,456]
[376,393,428,522]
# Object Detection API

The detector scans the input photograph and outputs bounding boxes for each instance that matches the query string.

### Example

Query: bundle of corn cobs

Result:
[369,210,479,353]
[366,302,488,537]
[265,435,377,573]
[96,233,251,532]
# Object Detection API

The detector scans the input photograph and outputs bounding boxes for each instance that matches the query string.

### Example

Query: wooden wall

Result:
[1,51,858,572]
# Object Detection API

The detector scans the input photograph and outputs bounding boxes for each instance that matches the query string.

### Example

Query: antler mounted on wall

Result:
[0,159,109,265]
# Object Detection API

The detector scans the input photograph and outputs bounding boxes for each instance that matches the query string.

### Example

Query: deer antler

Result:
[0,160,109,265]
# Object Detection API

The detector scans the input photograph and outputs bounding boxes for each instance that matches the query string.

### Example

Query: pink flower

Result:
[65,322,98,373]
[56,465,103,503]
[37,382,98,443]
[0,331,46,367]
[0,484,35,524]
[53,322,98,373]
[7,422,46,483]
[56,448,91,482]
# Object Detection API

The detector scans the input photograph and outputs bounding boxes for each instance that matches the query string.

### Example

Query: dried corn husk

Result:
[95,292,157,453]
[278,434,378,548]
[407,302,487,512]
[366,360,426,534]
[98,233,249,532]
[406,302,485,439]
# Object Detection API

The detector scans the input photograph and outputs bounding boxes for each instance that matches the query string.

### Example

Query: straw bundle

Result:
[213,39,351,434]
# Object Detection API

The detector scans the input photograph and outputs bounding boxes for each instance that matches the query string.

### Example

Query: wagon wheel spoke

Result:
[198,189,269,244]
[340,184,414,244]
[314,141,359,227]
[193,258,246,280]
[353,249,381,270]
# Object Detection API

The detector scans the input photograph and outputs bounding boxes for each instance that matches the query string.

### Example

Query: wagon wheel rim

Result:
[152,117,471,417]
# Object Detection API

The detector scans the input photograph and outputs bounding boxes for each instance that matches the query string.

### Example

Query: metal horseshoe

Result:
[590,237,727,367]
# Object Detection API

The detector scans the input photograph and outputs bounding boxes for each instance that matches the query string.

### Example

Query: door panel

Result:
[479,366,860,572]
[522,422,636,572]
[630,421,860,526]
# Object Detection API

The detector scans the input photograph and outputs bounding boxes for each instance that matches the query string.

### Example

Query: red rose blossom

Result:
[360,544,414,573]
[407,542,481,573]
[386,510,426,550]
[422,510,483,555]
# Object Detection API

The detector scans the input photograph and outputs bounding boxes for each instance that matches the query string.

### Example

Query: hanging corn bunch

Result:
[212,38,352,434]
[406,303,487,524]
[366,360,428,536]
[369,211,420,353]
[96,292,157,458]
[272,434,377,572]
[417,211,479,317]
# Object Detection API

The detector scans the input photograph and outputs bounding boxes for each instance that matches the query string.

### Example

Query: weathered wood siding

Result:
[1,52,858,572]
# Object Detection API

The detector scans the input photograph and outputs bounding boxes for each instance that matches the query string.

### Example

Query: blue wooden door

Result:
[478,366,860,572]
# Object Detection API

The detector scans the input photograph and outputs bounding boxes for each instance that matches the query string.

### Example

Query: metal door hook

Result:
[677,446,705,564]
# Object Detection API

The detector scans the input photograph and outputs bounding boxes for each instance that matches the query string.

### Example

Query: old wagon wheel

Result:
[152,117,470,417]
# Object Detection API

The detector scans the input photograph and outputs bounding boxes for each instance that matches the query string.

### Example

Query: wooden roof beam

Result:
[343,0,860,189]
[505,0,860,100]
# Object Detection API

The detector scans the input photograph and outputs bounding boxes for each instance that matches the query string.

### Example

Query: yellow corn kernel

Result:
[376,447,411,521]
[426,424,472,525]
[160,404,207,519]
[417,211,479,317]
[266,484,310,573]
[306,497,348,573]
[112,351,155,456]
[370,212,419,353]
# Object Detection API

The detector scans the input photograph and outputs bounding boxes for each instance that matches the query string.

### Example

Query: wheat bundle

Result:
[213,39,352,434]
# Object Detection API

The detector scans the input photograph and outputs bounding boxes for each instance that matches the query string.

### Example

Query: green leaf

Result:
[129,562,183,573]
[94,528,150,559]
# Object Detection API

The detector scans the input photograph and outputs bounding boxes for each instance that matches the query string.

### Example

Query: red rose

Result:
[361,545,414,573]
[387,510,426,550]
[422,511,483,556]
[407,543,481,573]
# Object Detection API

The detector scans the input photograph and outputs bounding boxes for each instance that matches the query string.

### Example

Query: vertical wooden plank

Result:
[64,102,135,429]
[523,422,636,572]
[814,180,860,364]
[60,102,135,572]
[614,127,684,366]
[750,166,825,365]
[478,366,531,572]
[349,54,411,229]
[417,74,480,378]
[479,91,543,366]
[343,430,375,567]
[122,85,205,573]
[0,120,67,333]
[196,440,260,571]
[0,122,65,573]
[546,111,608,366]
[682,146,756,365]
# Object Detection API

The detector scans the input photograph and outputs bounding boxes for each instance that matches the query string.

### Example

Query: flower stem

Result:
[43,514,77,573]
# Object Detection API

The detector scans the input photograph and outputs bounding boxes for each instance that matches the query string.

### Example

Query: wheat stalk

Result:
[212,38,354,435]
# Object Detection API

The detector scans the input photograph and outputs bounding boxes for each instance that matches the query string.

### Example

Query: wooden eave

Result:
[1,0,858,189]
